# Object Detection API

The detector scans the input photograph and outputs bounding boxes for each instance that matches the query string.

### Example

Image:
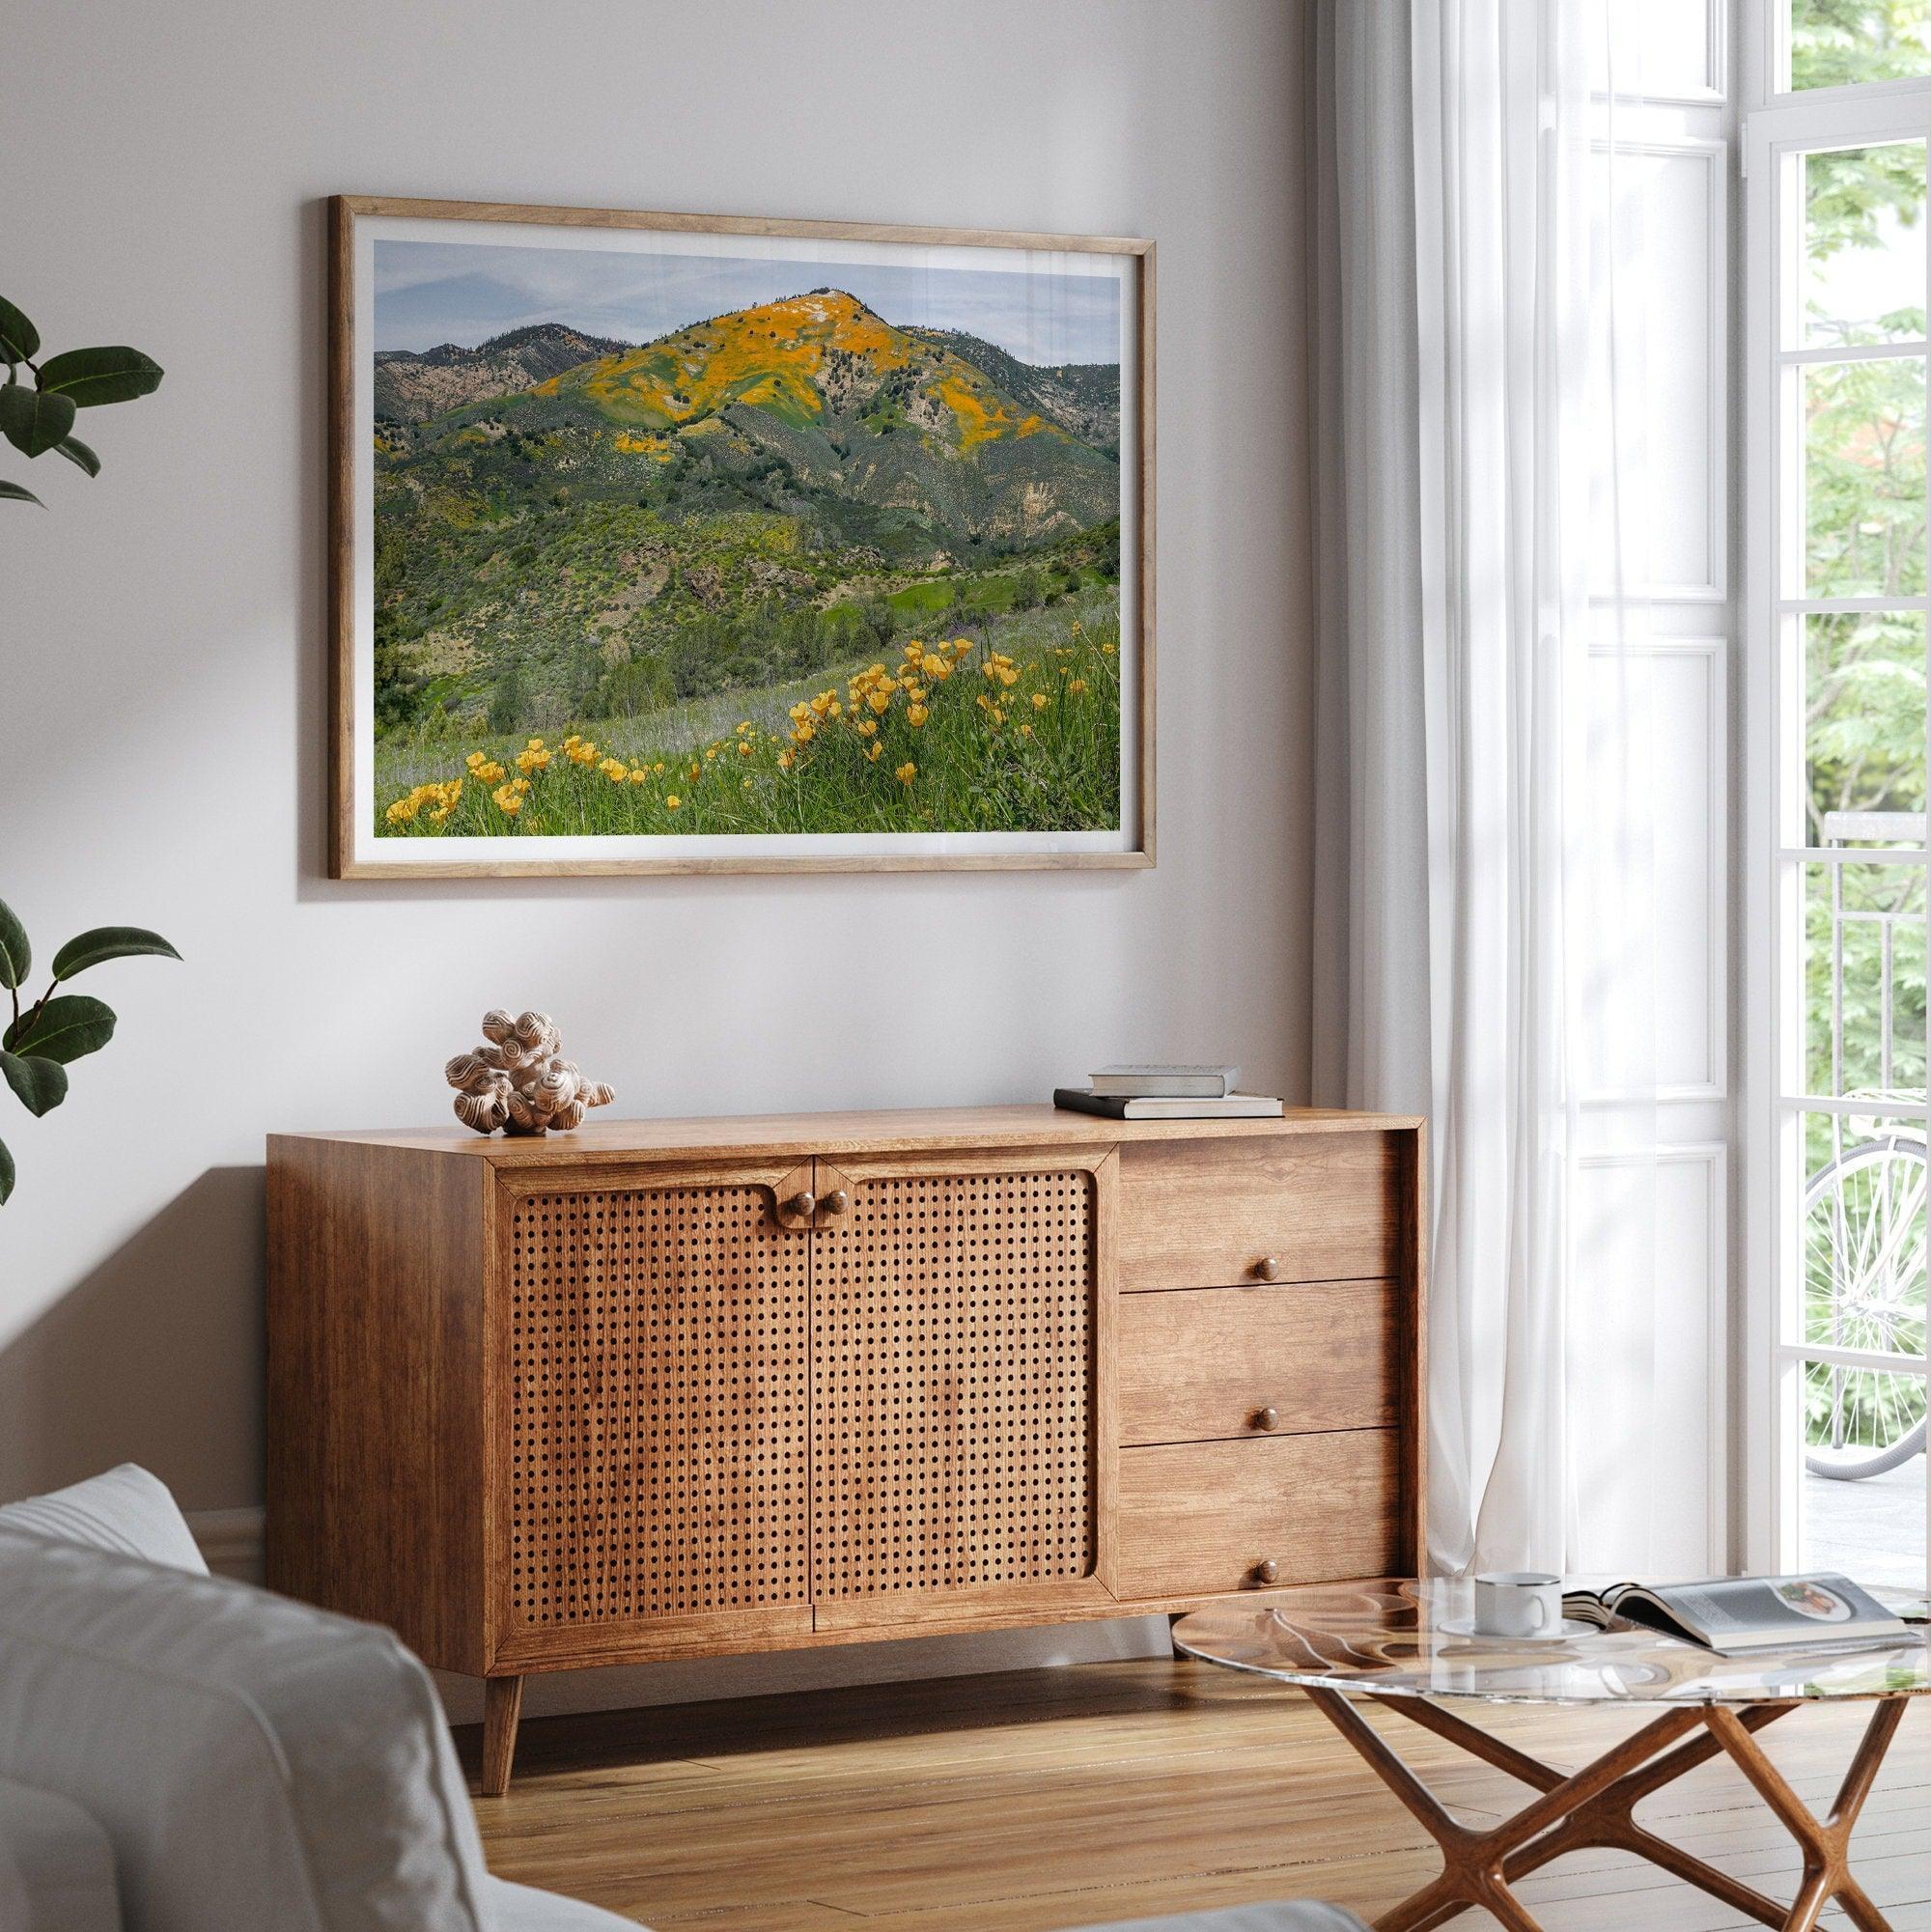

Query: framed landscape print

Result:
[327,195,1154,877]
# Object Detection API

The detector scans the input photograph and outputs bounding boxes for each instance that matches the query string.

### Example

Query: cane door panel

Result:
[496,1168,812,1657]
[807,1150,1117,1625]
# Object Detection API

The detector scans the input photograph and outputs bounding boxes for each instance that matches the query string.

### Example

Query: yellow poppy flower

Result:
[895,761,917,786]
[865,741,882,762]
[1068,678,1088,695]
[778,748,796,770]
[1032,692,1049,711]
[907,704,929,727]
[665,795,682,810]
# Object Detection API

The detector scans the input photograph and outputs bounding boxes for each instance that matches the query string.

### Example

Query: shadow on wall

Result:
[0,1166,266,1508]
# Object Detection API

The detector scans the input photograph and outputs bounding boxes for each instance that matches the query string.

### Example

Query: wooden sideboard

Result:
[266,1105,1425,1792]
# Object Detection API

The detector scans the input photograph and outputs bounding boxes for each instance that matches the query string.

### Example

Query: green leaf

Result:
[37,347,163,409]
[51,926,180,980]
[53,434,99,478]
[0,1134,14,1206]
[0,900,28,989]
[0,296,39,364]
[0,479,44,507]
[0,1051,67,1118]
[0,382,77,459]
[5,994,115,1064]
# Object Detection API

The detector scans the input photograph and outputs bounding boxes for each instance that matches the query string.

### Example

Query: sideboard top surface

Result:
[268,1102,1425,1166]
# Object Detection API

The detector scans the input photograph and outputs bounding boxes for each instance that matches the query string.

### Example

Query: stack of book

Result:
[1053,1065,1284,1119]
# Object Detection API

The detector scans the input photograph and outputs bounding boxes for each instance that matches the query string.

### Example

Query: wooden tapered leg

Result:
[482,1674,524,1798]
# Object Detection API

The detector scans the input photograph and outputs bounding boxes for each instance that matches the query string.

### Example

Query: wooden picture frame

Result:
[328,196,1155,878]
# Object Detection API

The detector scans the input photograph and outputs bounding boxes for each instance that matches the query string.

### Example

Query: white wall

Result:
[1,0,1313,1715]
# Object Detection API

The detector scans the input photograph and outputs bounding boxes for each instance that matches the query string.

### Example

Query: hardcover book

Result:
[1089,1063,1239,1098]
[1054,1087,1283,1120]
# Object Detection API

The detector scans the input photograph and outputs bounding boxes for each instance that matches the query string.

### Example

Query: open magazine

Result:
[1563,1574,1916,1658]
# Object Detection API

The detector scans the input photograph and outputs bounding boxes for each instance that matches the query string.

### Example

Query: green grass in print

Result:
[370,267,1126,839]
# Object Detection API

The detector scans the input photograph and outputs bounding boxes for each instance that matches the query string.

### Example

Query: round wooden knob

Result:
[1254,1406,1279,1432]
[1254,1255,1281,1281]
[1254,1557,1279,1586]
[787,1190,816,1218]
[821,1189,850,1216]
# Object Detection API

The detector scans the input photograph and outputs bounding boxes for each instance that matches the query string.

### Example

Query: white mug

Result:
[1471,1571,1563,1639]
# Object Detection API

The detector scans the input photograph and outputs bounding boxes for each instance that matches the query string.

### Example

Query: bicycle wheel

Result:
[1802,1134,1929,1481]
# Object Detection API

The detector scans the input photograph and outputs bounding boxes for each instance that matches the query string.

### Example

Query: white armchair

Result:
[0,1466,633,1932]
[0,1466,1364,1932]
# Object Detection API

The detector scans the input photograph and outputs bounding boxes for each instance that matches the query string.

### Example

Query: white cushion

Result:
[0,1525,493,1931]
[484,1875,640,1930]
[0,1775,121,1932]
[1062,1908,1366,1931]
[0,1464,207,1575]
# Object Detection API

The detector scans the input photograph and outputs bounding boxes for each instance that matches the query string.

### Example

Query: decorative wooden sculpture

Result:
[443,1009,613,1135]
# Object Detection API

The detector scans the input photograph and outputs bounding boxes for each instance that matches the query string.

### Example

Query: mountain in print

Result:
[374,322,632,422]
[372,288,1123,748]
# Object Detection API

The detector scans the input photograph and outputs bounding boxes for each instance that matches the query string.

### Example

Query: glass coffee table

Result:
[1173,1579,1931,1932]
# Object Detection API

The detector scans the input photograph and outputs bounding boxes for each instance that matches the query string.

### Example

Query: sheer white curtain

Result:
[1309,0,1663,1576]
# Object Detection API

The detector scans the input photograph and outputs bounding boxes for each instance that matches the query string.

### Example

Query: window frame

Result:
[1743,7,1931,1597]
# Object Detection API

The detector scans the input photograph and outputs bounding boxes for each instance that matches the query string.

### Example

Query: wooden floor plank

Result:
[464,1658,1930,1930]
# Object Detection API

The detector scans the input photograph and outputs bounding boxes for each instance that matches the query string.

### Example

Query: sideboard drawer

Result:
[1118,1134,1403,1292]
[1119,1281,1397,1445]
[1115,1431,1401,1599]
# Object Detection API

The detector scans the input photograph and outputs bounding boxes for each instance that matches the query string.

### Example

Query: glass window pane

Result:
[1800,1363,1927,1589]
[1802,145,1927,349]
[1805,613,1926,841]
[1804,861,1927,1097]
[1802,1133,1928,1357]
[1805,357,1926,598]
[1791,0,1931,91]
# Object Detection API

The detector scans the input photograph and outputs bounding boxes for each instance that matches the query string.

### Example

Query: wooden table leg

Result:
[1498,1702,1802,1929]
[1703,1699,1909,1932]
[1300,1690,1913,1932]
[482,1673,524,1798]
[1302,1689,1701,1930]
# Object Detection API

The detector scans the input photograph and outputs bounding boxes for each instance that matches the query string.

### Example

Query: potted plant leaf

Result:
[0,903,180,1204]
[2,291,162,505]
[3,289,174,1199]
